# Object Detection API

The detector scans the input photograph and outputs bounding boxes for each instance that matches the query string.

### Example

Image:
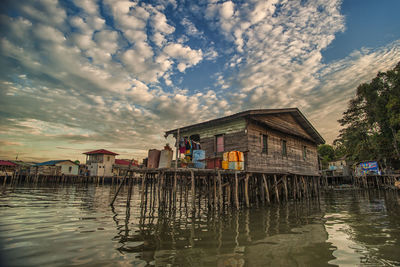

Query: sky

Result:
[0,0,399,163]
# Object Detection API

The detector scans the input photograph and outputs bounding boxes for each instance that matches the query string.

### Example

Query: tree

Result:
[335,62,400,166]
[317,144,335,169]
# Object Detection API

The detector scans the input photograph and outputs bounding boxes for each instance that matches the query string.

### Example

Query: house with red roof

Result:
[112,159,139,176]
[0,160,18,176]
[83,149,118,177]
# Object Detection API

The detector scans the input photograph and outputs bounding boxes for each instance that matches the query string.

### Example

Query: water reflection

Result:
[111,187,331,266]
[0,184,399,266]
[324,190,400,267]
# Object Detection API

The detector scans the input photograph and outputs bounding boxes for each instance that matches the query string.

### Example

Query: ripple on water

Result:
[0,185,400,266]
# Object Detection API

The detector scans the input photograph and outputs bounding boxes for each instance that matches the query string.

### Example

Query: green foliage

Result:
[335,62,400,164]
[317,144,335,169]
[318,144,335,160]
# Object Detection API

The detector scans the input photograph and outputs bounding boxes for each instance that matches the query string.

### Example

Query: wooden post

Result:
[141,172,147,206]
[227,184,231,206]
[110,161,133,206]
[301,176,308,199]
[274,175,280,203]
[245,173,250,207]
[213,173,217,207]
[218,171,223,209]
[173,128,180,208]
[191,170,195,209]
[283,175,288,201]
[235,171,239,210]
[262,174,270,204]
[260,175,265,204]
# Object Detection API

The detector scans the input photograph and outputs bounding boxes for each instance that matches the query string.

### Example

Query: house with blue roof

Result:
[34,160,79,176]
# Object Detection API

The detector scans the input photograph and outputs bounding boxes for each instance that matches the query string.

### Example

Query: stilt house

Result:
[165,108,325,175]
[33,160,79,176]
[0,160,18,176]
[83,149,118,177]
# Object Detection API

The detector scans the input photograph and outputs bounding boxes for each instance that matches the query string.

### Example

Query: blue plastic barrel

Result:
[192,150,205,169]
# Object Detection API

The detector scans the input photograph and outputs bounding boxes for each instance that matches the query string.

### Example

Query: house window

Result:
[107,156,110,161]
[216,135,224,152]
[303,146,307,160]
[282,140,287,157]
[262,134,268,154]
[69,166,72,173]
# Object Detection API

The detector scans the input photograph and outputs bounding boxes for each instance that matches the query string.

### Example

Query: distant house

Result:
[34,160,79,176]
[328,158,350,176]
[12,161,37,175]
[83,149,118,177]
[112,159,139,176]
[0,160,18,176]
[165,108,325,175]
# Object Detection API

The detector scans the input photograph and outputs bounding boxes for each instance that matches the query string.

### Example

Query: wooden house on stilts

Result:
[165,108,325,175]
[111,108,326,210]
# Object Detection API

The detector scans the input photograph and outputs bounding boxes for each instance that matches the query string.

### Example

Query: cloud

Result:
[163,43,203,72]
[181,17,204,38]
[0,0,398,162]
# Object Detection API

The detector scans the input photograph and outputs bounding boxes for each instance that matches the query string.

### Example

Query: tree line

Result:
[318,61,400,170]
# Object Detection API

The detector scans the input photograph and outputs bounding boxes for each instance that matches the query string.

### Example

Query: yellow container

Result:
[223,152,229,162]
[237,151,244,162]
[228,151,239,162]
[222,161,229,170]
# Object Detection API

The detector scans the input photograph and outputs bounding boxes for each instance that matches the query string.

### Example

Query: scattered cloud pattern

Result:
[0,0,399,161]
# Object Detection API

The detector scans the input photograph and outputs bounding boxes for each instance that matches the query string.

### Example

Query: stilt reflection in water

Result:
[1,184,400,266]
[111,184,328,266]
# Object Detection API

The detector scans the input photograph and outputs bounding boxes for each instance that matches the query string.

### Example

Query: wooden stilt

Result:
[213,173,217,207]
[235,171,239,210]
[217,171,223,209]
[262,174,270,204]
[283,175,288,201]
[245,173,250,207]
[191,170,195,209]
[301,176,308,199]
[273,175,280,203]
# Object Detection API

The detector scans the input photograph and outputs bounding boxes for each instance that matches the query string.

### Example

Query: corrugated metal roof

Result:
[35,160,77,166]
[83,149,119,155]
[0,160,17,166]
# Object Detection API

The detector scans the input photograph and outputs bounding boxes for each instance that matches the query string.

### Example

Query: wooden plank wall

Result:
[253,113,314,142]
[178,114,319,175]
[179,118,246,139]
[180,118,247,158]
[200,131,248,158]
[246,120,319,175]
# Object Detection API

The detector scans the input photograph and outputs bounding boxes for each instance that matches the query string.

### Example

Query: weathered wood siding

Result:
[253,113,314,142]
[180,118,247,158]
[178,114,319,175]
[246,120,319,175]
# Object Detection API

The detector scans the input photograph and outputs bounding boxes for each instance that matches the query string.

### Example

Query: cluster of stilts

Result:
[323,174,400,189]
[110,169,322,210]
[0,173,135,187]
[352,174,400,189]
